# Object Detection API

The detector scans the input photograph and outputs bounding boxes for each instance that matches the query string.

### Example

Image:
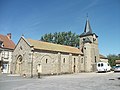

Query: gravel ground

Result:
[0,72,120,90]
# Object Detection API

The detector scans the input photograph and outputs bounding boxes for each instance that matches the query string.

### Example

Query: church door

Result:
[15,55,22,74]
[73,65,76,73]
[37,64,42,73]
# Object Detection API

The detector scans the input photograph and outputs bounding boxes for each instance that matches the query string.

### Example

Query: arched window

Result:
[74,58,76,64]
[46,59,48,63]
[81,58,83,63]
[95,56,96,63]
[17,55,22,62]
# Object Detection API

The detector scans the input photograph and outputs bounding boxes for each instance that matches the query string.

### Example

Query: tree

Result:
[40,31,80,48]
[107,54,120,67]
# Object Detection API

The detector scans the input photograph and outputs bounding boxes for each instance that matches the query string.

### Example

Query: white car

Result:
[114,66,120,72]
[97,62,111,72]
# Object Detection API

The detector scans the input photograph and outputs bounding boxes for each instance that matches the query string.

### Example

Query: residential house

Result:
[0,33,15,73]
[115,60,120,66]
[99,54,108,63]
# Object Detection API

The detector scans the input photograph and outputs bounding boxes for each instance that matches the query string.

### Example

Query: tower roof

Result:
[84,19,92,34]
[80,19,93,37]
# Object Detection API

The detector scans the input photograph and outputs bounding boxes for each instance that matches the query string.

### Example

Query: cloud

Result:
[82,0,98,12]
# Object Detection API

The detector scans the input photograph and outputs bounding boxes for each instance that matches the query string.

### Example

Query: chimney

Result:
[7,33,11,39]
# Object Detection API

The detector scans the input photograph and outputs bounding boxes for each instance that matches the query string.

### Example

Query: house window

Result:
[11,54,13,59]
[46,59,48,63]
[63,58,65,63]
[0,41,4,47]
[4,51,9,59]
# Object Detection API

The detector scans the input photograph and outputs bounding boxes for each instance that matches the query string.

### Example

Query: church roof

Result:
[27,38,81,54]
[80,19,93,37]
[0,34,15,49]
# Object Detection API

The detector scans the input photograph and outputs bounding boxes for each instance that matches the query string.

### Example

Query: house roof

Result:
[0,34,15,49]
[99,54,108,59]
[115,60,120,64]
[27,38,81,54]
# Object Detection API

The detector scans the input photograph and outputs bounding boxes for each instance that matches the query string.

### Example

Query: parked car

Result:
[114,66,120,72]
[96,62,111,72]
[111,66,116,71]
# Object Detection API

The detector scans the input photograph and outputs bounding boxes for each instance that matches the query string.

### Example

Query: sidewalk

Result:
[7,74,20,76]
[0,74,24,81]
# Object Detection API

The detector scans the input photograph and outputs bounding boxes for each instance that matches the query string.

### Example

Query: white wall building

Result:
[0,33,15,73]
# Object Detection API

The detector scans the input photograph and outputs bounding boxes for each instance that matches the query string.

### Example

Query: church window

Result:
[63,58,65,63]
[81,58,83,63]
[95,56,96,63]
[46,59,48,63]
[83,38,85,41]
[74,58,76,64]
[20,46,22,50]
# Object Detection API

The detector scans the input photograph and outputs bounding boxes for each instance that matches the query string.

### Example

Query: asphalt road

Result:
[0,72,120,90]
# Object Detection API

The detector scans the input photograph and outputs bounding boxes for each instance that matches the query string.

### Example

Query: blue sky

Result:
[0,0,120,56]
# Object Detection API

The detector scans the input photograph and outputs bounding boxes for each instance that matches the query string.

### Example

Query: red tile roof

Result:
[0,34,15,49]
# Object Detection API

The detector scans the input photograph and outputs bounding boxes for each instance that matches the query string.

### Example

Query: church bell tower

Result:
[80,18,100,72]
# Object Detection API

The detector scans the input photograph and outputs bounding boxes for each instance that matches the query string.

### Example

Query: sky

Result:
[0,0,120,56]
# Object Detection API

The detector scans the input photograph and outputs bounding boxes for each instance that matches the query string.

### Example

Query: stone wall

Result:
[32,51,58,75]
[32,51,81,75]
[80,34,100,72]
[11,37,32,76]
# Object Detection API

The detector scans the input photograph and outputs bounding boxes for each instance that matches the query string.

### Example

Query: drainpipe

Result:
[84,48,86,72]
[31,50,34,78]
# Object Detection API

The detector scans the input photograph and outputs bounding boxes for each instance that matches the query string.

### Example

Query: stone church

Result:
[11,19,100,77]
